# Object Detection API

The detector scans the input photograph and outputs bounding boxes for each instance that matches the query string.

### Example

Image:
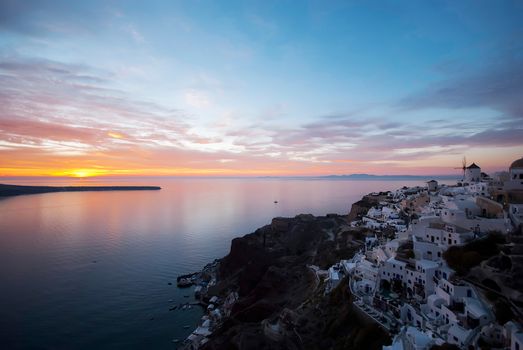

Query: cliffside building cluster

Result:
[325,157,523,350]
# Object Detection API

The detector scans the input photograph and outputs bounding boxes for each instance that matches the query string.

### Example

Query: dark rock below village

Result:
[201,213,391,350]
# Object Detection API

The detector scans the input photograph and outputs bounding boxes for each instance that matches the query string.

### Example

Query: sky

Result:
[0,0,522,177]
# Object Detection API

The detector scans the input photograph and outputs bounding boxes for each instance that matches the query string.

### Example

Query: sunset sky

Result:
[1,0,522,177]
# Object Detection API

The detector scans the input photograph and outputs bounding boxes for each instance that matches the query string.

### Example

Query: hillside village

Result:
[323,157,523,350]
[179,157,523,350]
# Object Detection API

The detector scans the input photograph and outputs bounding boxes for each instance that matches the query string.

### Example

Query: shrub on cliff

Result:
[494,300,514,324]
[443,232,505,275]
[329,277,350,305]
[322,278,390,349]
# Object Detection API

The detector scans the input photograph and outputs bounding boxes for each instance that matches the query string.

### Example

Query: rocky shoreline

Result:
[177,210,391,350]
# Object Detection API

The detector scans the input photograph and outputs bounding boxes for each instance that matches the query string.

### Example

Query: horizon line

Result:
[0,173,462,179]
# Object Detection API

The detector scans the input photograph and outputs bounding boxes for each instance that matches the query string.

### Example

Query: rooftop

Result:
[429,222,446,230]
[463,297,488,318]
[467,163,480,169]
[510,157,523,169]
[417,259,440,269]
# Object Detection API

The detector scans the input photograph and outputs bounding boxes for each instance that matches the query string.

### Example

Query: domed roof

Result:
[510,157,523,169]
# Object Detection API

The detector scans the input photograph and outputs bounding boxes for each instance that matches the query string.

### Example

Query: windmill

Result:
[454,156,467,180]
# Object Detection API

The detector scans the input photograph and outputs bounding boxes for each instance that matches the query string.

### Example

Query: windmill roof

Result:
[467,163,480,169]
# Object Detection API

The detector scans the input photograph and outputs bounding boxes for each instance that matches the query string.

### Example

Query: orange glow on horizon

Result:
[1,145,520,178]
[0,166,466,178]
[63,169,109,178]
[0,166,301,178]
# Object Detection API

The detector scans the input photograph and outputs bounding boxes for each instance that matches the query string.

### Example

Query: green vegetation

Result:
[443,232,505,276]
[494,300,514,324]
[320,278,391,349]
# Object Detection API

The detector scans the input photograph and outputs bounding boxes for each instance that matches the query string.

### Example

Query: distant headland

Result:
[0,184,161,197]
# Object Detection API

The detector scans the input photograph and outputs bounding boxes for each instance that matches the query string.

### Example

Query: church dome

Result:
[510,157,523,169]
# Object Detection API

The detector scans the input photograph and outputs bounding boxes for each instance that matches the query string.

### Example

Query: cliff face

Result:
[201,214,391,350]
[347,194,386,222]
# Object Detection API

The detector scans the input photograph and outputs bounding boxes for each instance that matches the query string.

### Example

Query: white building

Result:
[504,321,523,350]
[413,235,443,261]
[380,257,407,284]
[427,180,438,192]
[326,265,342,292]
[362,216,385,230]
[466,181,489,197]
[411,217,473,249]
[505,157,523,191]
[353,257,379,283]
[464,163,481,183]
[384,326,436,350]
[509,204,523,233]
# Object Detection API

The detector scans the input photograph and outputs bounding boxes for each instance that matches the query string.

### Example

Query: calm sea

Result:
[0,177,448,349]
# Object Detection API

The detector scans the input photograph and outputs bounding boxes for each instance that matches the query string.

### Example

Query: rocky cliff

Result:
[347,193,388,221]
[200,214,391,350]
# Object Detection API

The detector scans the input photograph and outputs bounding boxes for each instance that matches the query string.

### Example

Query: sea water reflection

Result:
[0,177,445,349]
